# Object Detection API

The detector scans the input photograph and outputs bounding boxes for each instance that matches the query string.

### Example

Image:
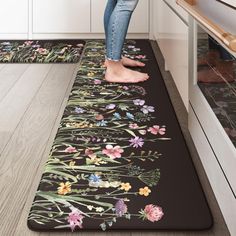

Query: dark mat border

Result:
[27,39,213,232]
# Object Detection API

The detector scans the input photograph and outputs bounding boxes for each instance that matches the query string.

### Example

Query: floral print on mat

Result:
[0,40,84,63]
[28,40,168,231]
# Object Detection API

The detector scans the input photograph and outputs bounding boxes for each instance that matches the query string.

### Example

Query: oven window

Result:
[197,24,236,147]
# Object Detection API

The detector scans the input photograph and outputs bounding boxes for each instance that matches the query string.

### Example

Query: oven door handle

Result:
[176,0,236,52]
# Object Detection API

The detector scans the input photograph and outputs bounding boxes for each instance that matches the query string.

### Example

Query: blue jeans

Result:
[104,0,139,61]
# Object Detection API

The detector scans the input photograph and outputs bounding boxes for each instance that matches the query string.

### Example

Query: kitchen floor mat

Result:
[28,40,213,232]
[0,40,85,63]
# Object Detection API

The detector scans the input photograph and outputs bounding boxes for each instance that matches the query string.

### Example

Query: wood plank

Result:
[14,63,79,236]
[0,64,51,154]
[0,64,6,71]
[0,64,29,102]
[0,64,76,236]
[14,63,112,236]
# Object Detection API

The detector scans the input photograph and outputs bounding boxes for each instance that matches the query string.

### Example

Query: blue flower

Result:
[97,120,108,126]
[113,112,121,120]
[89,174,101,184]
[126,112,134,120]
[75,107,85,114]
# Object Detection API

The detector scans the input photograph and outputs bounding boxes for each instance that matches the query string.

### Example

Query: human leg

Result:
[104,0,117,41]
[105,0,139,61]
[104,0,149,83]
[104,0,145,68]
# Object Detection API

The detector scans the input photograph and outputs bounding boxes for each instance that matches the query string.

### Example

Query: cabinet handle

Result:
[176,0,236,52]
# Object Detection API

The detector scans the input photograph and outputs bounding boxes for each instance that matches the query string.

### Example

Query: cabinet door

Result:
[33,0,90,33]
[155,1,189,110]
[0,0,28,33]
[91,0,149,33]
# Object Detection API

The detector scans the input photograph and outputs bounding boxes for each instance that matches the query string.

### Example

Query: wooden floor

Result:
[0,42,230,236]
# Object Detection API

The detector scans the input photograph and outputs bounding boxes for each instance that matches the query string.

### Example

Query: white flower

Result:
[110,181,121,188]
[96,207,104,212]
[87,205,93,211]
[99,181,110,188]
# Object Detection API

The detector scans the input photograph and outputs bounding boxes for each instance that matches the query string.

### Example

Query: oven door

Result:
[189,20,236,195]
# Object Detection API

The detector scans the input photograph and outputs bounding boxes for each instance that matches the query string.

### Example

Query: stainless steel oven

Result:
[190,21,236,191]
[177,0,236,234]
[218,0,236,8]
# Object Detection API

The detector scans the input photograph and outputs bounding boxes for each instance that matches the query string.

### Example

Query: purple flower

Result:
[129,136,144,148]
[106,104,116,110]
[133,99,145,106]
[141,105,155,114]
[123,86,129,90]
[115,199,128,217]
[75,107,85,114]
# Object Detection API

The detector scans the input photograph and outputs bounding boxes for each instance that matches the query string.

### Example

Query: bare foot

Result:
[105,60,149,83]
[121,56,145,67]
[103,57,145,68]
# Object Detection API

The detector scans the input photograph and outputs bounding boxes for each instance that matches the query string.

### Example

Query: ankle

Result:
[106,60,124,71]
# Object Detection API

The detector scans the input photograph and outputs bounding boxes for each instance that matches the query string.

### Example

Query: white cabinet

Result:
[0,0,28,34]
[164,0,189,22]
[0,0,150,38]
[33,0,91,33]
[154,0,189,110]
[91,0,149,33]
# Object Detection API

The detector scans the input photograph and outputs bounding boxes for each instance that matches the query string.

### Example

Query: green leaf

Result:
[124,129,136,137]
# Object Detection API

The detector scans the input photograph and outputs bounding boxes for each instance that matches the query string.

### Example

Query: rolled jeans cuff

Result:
[105,55,121,62]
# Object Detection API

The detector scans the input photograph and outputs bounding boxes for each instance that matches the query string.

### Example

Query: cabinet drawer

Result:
[157,1,189,110]
[33,0,90,33]
[189,104,236,235]
[91,0,149,33]
[0,0,28,33]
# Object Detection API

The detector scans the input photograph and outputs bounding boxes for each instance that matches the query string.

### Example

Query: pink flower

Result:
[85,148,96,158]
[102,145,124,159]
[24,41,33,46]
[148,125,166,135]
[36,48,48,55]
[135,55,146,59]
[94,79,102,85]
[65,146,77,153]
[67,209,84,231]
[141,204,164,222]
[129,123,139,129]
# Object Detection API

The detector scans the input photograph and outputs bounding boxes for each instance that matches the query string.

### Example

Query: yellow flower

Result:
[87,72,95,77]
[69,161,76,167]
[57,182,72,195]
[139,187,151,196]
[120,182,132,192]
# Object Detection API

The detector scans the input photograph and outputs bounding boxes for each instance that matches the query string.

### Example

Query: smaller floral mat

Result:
[28,40,212,232]
[0,40,85,63]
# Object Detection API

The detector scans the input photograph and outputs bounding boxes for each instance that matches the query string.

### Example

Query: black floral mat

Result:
[0,40,85,63]
[28,40,212,232]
